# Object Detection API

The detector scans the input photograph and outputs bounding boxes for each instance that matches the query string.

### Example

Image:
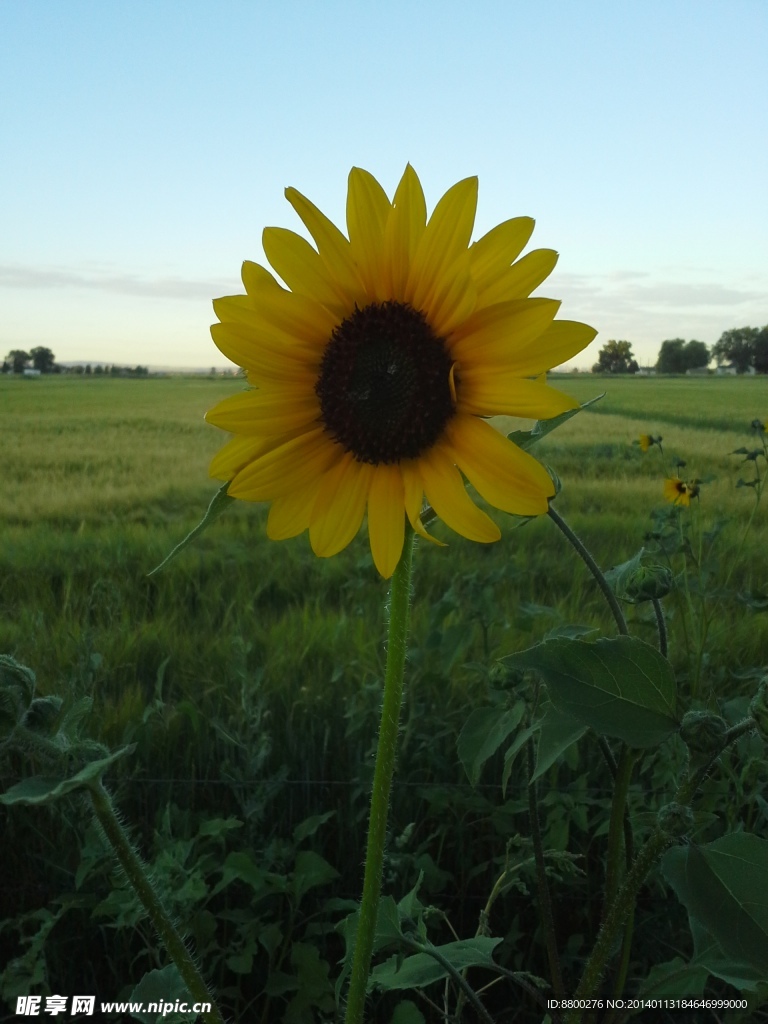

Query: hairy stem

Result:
[344,526,415,1024]
[527,739,564,997]
[547,507,628,635]
[88,778,224,1024]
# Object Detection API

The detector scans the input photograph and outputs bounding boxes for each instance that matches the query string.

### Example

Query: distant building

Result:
[22,368,41,377]
[716,364,755,376]
[635,366,657,376]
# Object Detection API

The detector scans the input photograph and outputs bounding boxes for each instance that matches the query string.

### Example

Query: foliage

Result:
[656,338,709,374]
[30,347,57,374]
[5,349,31,373]
[1,375,767,1022]
[713,326,768,373]
[592,339,638,374]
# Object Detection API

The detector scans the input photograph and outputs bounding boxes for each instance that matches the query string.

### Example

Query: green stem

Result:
[547,507,629,635]
[527,738,564,997]
[603,746,635,916]
[651,598,667,658]
[88,778,224,1024]
[344,526,415,1024]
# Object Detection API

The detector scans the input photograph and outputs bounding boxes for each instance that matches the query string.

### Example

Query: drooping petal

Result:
[444,416,554,516]
[267,475,323,539]
[209,435,275,481]
[383,164,427,301]
[407,177,478,315]
[457,374,580,418]
[346,168,391,298]
[229,427,337,501]
[400,460,444,545]
[213,297,330,357]
[216,287,337,345]
[419,446,501,543]
[367,464,406,578]
[309,453,374,557]
[205,388,320,435]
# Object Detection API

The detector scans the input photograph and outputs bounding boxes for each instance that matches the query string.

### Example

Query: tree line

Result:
[2,348,148,377]
[592,325,768,374]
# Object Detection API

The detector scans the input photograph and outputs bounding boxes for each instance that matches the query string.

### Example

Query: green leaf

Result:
[501,635,678,748]
[507,393,604,450]
[458,702,525,786]
[391,1000,426,1024]
[370,937,502,991]
[603,549,645,599]
[690,918,766,992]
[532,706,588,782]
[292,850,339,903]
[293,810,336,845]
[662,833,768,976]
[638,956,708,998]
[148,482,235,577]
[0,746,135,806]
[128,965,196,1023]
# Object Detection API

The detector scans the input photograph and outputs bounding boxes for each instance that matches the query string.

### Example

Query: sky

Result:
[1,0,766,371]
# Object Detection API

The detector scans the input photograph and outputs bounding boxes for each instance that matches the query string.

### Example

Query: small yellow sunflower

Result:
[206,166,596,577]
[664,477,691,507]
[638,434,653,452]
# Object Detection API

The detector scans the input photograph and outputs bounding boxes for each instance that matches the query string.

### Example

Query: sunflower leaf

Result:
[148,482,235,577]
[501,635,678,747]
[506,393,604,451]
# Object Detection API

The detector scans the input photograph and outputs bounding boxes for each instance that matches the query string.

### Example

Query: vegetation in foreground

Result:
[1,374,767,1022]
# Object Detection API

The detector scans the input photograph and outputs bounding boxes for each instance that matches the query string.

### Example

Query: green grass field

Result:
[1,372,767,1021]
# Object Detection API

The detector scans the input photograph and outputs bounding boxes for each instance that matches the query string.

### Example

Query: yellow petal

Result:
[419,445,501,543]
[209,435,273,481]
[262,227,349,313]
[512,320,598,376]
[367,464,405,578]
[383,164,427,300]
[468,217,535,289]
[423,256,477,337]
[267,476,323,539]
[449,299,561,362]
[229,427,337,501]
[346,167,391,298]
[213,296,330,356]
[444,416,553,516]
[309,453,374,557]
[400,460,444,546]
[284,186,366,305]
[477,249,559,307]
[241,260,284,298]
[407,176,478,314]
[205,388,320,435]
[457,375,580,419]
[210,321,318,382]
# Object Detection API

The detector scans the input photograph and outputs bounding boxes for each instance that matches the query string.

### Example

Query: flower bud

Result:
[22,695,64,735]
[623,564,674,603]
[657,802,694,839]
[680,710,727,758]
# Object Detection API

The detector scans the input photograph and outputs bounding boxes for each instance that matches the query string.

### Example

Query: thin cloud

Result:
[0,263,235,299]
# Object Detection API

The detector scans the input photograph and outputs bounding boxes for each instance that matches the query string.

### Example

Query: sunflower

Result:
[206,166,596,577]
[664,477,691,507]
[638,434,653,452]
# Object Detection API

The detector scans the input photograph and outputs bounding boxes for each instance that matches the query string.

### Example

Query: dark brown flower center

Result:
[315,301,455,465]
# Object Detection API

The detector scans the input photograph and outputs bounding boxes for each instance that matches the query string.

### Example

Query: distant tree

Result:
[94,364,104,375]
[6,349,31,373]
[30,346,56,373]
[1,360,9,374]
[712,327,759,373]
[656,338,709,374]
[656,338,687,373]
[753,326,768,374]
[592,339,639,374]
[85,364,92,375]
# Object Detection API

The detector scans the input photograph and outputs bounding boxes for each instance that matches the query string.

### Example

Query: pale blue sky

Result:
[1,0,766,369]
